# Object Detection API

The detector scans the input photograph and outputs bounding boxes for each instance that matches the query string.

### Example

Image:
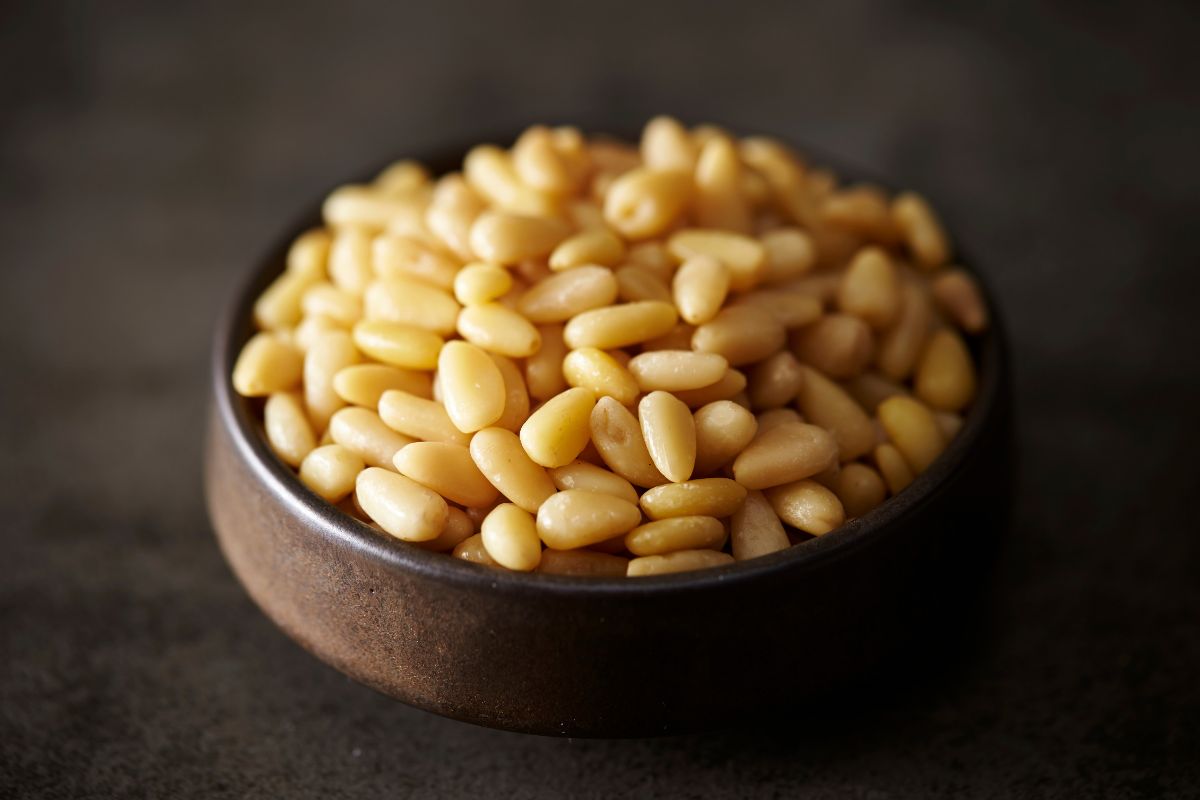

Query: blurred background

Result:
[2,0,1198,796]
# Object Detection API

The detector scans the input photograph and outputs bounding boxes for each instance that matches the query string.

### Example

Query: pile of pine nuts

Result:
[232,118,988,578]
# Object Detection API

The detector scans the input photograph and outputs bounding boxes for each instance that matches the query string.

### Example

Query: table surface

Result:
[2,1,1198,797]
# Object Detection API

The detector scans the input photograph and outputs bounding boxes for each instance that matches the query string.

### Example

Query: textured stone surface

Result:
[1,0,1198,796]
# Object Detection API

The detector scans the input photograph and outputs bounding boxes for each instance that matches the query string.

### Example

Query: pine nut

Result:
[590,396,668,488]
[731,290,822,329]
[672,368,747,408]
[667,229,767,291]
[525,323,568,401]
[394,441,498,509]
[481,503,543,571]
[877,280,933,381]
[874,443,915,494]
[414,506,475,553]
[562,348,640,405]
[364,277,461,335]
[730,490,789,561]
[764,479,845,535]
[641,115,697,172]
[563,301,678,350]
[615,264,673,303]
[892,192,950,269]
[639,478,747,520]
[877,395,946,473]
[302,283,362,328]
[487,353,531,431]
[834,462,887,518]
[791,314,875,379]
[469,427,557,513]
[842,372,907,413]
[673,255,730,325]
[914,329,976,412]
[264,392,317,467]
[512,126,575,195]
[732,422,838,490]
[355,466,448,542]
[692,306,786,366]
[626,516,727,556]
[328,228,374,296]
[694,135,752,233]
[351,320,443,370]
[932,269,989,334]
[378,390,470,446]
[452,533,499,566]
[549,461,639,505]
[693,400,758,475]
[549,227,626,271]
[374,160,430,196]
[329,407,415,469]
[627,549,734,576]
[372,234,459,290]
[436,341,506,433]
[332,363,432,406]
[638,391,696,483]
[822,184,897,242]
[517,265,618,323]
[453,262,512,307]
[627,350,728,392]
[795,366,875,462]
[303,330,358,431]
[233,333,303,397]
[536,490,641,550]
[747,350,804,409]
[286,228,331,281]
[457,302,541,357]
[603,167,691,240]
[760,227,816,283]
[298,444,364,502]
[838,247,900,329]
[519,387,597,468]
[425,174,485,261]
[468,210,569,265]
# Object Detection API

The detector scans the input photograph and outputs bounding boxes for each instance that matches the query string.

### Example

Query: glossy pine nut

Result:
[351,320,443,370]
[549,228,626,270]
[842,372,907,413]
[627,549,734,576]
[517,265,618,323]
[453,262,512,306]
[625,516,726,556]
[520,387,596,468]
[877,395,947,473]
[834,462,887,518]
[512,126,575,195]
[323,185,413,230]
[457,302,541,357]
[639,478,747,520]
[932,269,989,334]
[469,427,557,513]
[641,115,697,172]
[253,271,314,331]
[563,301,678,350]
[673,255,730,325]
[286,228,331,280]
[795,365,875,462]
[355,466,448,542]
[730,289,823,329]
[692,306,786,366]
[437,341,506,433]
[603,168,691,240]
[303,330,357,431]
[667,229,766,291]
[332,364,431,406]
[469,211,568,265]
[525,323,568,401]
[672,368,747,408]
[822,185,897,242]
[730,490,789,561]
[536,489,642,549]
[615,264,673,303]
[378,389,470,446]
[760,227,816,283]
[874,443,915,494]
[302,283,362,327]
[892,192,950,269]
[877,281,933,381]
[538,549,629,577]
[327,228,374,296]
[372,234,459,290]
[479,503,542,571]
[638,391,696,483]
[838,247,900,329]
[625,351,725,394]
[692,400,758,475]
[363,278,461,335]
[264,392,317,467]
[374,159,430,195]
[233,333,303,397]
[488,353,531,431]
[915,329,976,412]
[747,350,804,409]
[694,135,752,233]
[590,396,668,488]
[549,461,639,505]
[562,348,640,405]
[414,506,476,553]
[764,479,845,535]
[425,174,485,260]
[732,422,838,490]
[790,314,875,379]
[452,533,499,566]
[329,407,415,469]
[298,444,364,502]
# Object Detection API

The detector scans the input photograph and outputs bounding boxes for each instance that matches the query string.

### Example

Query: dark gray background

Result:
[3,0,1198,797]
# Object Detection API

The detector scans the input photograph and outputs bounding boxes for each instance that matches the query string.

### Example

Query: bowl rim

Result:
[210,127,1009,598]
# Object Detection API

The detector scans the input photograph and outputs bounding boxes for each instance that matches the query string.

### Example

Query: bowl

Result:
[204,133,1013,737]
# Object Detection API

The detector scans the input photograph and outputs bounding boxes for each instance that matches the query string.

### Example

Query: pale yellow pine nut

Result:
[747,350,804,409]
[379,389,464,447]
[373,160,428,195]
[254,271,314,330]
[834,462,887,518]
[563,301,678,350]
[323,185,417,230]
[303,330,358,432]
[512,126,575,195]
[363,277,461,335]
[693,400,758,475]
[328,227,375,295]
[603,168,692,240]
[667,229,767,291]
[627,350,728,392]
[264,392,317,467]
[302,283,362,328]
[538,549,629,577]
[693,134,752,233]
[754,408,803,435]
[730,489,789,561]
[562,348,640,405]
[877,395,947,473]
[639,478,747,520]
[372,234,459,290]
[517,265,618,323]
[293,314,344,352]
[627,549,734,576]
[732,421,838,490]
[874,443,915,494]
[463,144,557,217]
[394,441,499,508]
[453,262,513,307]
[935,411,964,440]
[351,320,443,369]
[456,302,541,357]
[625,516,726,556]
[298,444,364,503]
[822,185,898,242]
[468,210,569,265]
[838,247,901,329]
[425,174,486,261]
[892,192,951,269]
[536,489,641,549]
[795,365,875,461]
[413,506,475,553]
[842,372,908,413]
[764,479,845,535]
[549,228,626,270]
[333,364,432,406]
[469,427,557,513]
[355,466,448,542]
[549,461,639,505]
[550,126,592,186]
[931,269,989,334]
[615,264,673,303]
[233,333,303,397]
[641,116,697,172]
[432,340,505,434]
[739,136,806,199]
[672,255,730,325]
[525,324,568,401]
[642,322,696,351]
[731,290,823,329]
[760,227,817,283]
[914,329,977,412]
[329,407,416,469]
[519,387,597,468]
[479,503,542,572]
[672,368,747,408]
[590,396,669,488]
[692,306,786,366]
[488,353,531,432]
[791,314,875,379]
[876,280,933,381]
[452,533,499,566]
[286,228,332,281]
[638,391,697,483]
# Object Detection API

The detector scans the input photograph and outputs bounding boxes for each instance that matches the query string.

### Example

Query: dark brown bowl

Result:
[204,134,1013,738]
